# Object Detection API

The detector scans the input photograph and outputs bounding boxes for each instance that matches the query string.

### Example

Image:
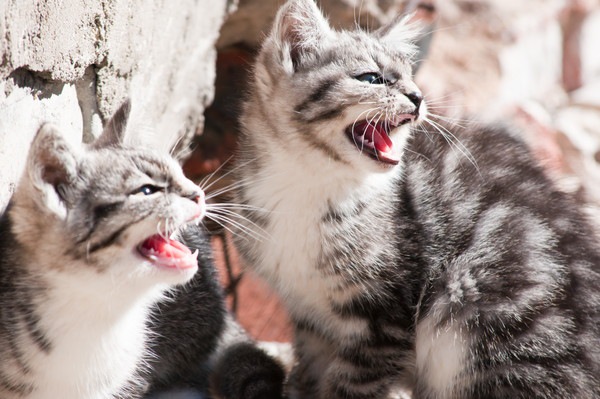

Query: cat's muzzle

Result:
[345,116,414,165]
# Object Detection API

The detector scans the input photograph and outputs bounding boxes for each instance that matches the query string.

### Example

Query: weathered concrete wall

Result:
[0,0,231,212]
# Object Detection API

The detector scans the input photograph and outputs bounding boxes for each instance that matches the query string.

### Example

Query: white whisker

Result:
[350,107,380,154]
[200,156,259,193]
[207,209,266,224]
[205,181,246,201]
[423,117,480,174]
[206,202,271,214]
[206,214,249,242]
[370,111,385,161]
[198,155,234,191]
[205,174,275,201]
[427,112,469,128]
[207,207,271,239]
[206,211,270,242]
[170,135,193,161]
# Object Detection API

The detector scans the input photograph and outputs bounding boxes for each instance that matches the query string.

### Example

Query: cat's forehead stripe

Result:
[120,169,133,181]
[132,154,174,182]
[297,39,410,78]
[294,78,339,113]
[295,49,341,72]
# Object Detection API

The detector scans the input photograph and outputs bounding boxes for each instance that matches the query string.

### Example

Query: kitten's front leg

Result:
[319,339,413,399]
[287,326,332,398]
[289,323,413,399]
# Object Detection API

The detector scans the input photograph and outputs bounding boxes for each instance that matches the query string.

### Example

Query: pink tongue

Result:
[363,123,393,153]
[141,235,190,258]
[139,234,197,270]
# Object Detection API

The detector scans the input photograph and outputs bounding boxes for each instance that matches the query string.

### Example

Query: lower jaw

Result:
[135,252,198,276]
[370,149,400,166]
[345,132,402,167]
[351,145,401,167]
[150,261,197,273]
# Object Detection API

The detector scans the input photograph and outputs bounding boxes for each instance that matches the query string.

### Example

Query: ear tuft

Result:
[26,124,80,217]
[270,0,333,70]
[374,14,423,59]
[92,98,131,149]
[31,124,78,186]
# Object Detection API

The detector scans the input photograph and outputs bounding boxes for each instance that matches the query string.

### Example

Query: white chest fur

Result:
[242,149,398,329]
[247,164,333,313]
[23,270,165,399]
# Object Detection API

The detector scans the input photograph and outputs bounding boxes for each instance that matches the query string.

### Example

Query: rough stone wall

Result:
[0,0,232,212]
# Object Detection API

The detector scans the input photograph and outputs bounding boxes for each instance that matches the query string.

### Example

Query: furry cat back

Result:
[0,103,205,399]
[235,0,600,398]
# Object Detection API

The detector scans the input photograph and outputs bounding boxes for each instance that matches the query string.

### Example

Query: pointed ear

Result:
[27,124,80,217]
[270,0,333,71]
[374,14,423,59]
[92,98,131,149]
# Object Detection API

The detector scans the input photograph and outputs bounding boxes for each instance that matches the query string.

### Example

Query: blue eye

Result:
[355,73,385,84]
[132,184,163,196]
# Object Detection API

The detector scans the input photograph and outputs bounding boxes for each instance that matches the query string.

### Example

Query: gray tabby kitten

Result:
[0,104,285,399]
[0,105,205,398]
[234,0,600,398]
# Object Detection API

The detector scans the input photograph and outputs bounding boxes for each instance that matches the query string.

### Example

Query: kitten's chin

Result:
[136,234,199,273]
[345,118,414,166]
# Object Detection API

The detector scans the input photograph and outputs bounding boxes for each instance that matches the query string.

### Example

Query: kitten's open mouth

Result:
[345,117,413,165]
[137,234,198,271]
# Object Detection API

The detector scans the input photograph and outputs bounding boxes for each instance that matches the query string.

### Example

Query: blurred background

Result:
[182,0,600,344]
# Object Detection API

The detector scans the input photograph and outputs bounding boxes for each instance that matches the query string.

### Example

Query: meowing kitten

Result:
[0,102,205,398]
[234,1,600,398]
[0,103,285,399]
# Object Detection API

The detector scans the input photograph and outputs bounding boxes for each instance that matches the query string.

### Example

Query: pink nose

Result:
[186,189,205,218]
[190,190,205,205]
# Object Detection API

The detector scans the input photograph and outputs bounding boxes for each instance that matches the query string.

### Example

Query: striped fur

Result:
[234,1,600,398]
[0,114,204,398]
[1,116,286,398]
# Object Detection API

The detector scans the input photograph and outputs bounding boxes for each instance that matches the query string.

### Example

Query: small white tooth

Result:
[169,231,177,239]
[191,249,199,260]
